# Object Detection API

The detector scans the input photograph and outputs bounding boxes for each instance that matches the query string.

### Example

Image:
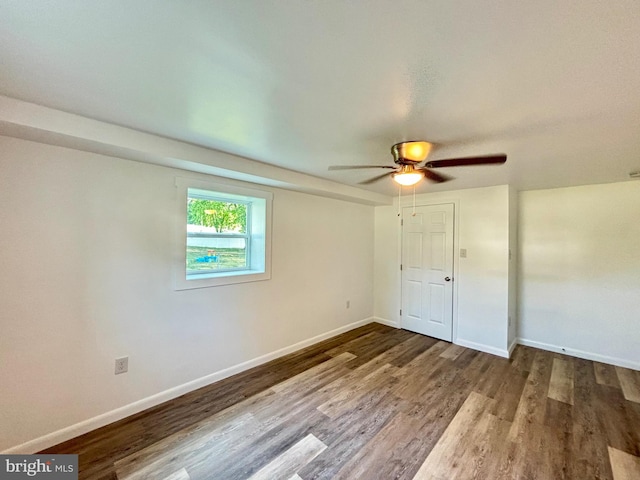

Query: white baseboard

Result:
[372,317,399,328]
[2,317,376,455]
[508,338,518,357]
[517,338,640,371]
[455,337,510,359]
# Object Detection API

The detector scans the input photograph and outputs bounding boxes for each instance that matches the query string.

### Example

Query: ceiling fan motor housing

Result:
[391,141,432,165]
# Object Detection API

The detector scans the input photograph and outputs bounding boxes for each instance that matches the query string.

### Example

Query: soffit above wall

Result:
[0,96,390,206]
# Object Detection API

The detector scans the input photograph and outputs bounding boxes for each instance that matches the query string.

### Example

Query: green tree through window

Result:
[187,199,247,232]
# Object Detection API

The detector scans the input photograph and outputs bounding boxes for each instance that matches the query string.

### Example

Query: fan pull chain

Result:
[397,184,402,217]
[412,186,416,216]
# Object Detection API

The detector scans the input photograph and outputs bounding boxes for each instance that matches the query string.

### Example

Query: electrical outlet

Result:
[460,248,467,258]
[346,300,350,309]
[115,356,128,375]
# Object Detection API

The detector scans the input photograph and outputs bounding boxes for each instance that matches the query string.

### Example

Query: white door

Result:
[401,204,454,341]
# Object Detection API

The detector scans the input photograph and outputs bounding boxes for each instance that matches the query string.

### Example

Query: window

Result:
[187,194,250,274]
[174,178,272,290]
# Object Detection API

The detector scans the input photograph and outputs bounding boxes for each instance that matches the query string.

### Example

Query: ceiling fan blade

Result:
[417,168,454,183]
[425,154,507,168]
[328,165,397,170]
[359,171,395,185]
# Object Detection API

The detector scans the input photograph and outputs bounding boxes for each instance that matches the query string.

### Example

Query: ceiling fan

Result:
[329,141,507,186]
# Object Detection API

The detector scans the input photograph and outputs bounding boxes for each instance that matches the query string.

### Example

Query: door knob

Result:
[444,277,451,282]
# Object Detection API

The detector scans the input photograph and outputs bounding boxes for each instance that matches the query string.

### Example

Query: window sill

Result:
[175,269,271,290]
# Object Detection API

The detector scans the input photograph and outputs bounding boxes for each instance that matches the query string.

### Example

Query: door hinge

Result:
[401,219,404,226]
[400,309,402,316]
[400,264,403,271]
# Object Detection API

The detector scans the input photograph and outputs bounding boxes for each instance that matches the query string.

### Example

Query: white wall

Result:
[374,185,511,357]
[508,185,518,347]
[0,136,375,452]
[373,205,400,326]
[518,181,640,369]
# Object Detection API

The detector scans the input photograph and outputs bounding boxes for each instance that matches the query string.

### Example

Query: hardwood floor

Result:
[42,323,640,479]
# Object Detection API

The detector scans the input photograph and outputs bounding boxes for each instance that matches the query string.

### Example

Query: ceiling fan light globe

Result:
[393,172,424,186]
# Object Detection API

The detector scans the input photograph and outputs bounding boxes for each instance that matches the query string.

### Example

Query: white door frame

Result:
[397,198,461,344]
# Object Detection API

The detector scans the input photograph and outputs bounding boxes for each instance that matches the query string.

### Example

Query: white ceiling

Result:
[2,0,640,196]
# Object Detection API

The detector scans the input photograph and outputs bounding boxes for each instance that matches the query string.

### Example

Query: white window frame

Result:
[174,177,273,290]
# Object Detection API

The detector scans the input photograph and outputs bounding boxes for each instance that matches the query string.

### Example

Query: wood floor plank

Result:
[460,349,493,382]
[330,411,416,480]
[160,468,190,480]
[114,412,263,480]
[572,358,614,480]
[439,343,466,360]
[625,400,640,456]
[616,367,640,404]
[236,351,332,399]
[608,447,640,480]
[317,363,398,418]
[388,334,438,367]
[509,344,536,375]
[544,419,574,480]
[471,356,513,399]
[271,352,356,394]
[499,418,572,480]
[394,356,453,402]
[251,385,331,430]
[548,357,575,405]
[411,391,507,480]
[340,333,433,374]
[191,406,330,480]
[324,331,381,357]
[300,392,406,480]
[343,328,415,368]
[544,397,573,433]
[451,347,480,370]
[322,336,414,385]
[335,367,473,480]
[392,341,451,402]
[508,350,554,442]
[250,357,358,425]
[393,381,474,479]
[594,384,640,456]
[246,433,326,480]
[595,362,622,389]
[489,367,529,423]
[300,323,385,359]
[308,356,390,407]
[393,340,450,377]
